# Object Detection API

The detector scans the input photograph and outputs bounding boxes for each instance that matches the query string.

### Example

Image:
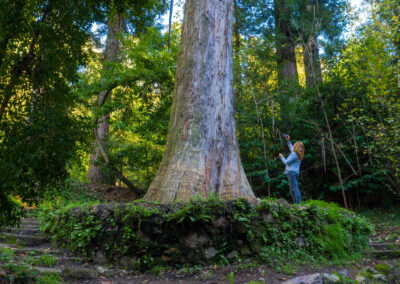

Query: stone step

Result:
[365,249,400,259]
[21,218,41,225]
[0,242,59,252]
[369,242,400,250]
[0,233,50,246]
[61,266,99,280]
[12,248,65,258]
[15,254,84,266]
[2,223,40,231]
[4,228,41,236]
[3,260,101,280]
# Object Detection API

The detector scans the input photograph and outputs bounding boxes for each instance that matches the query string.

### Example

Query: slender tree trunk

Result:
[144,0,256,203]
[87,13,123,184]
[233,0,241,52]
[317,87,348,209]
[303,34,322,88]
[233,0,244,101]
[273,0,298,85]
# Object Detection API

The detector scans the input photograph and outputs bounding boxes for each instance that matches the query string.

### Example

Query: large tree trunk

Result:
[87,13,123,184]
[144,0,256,203]
[273,0,298,85]
[303,34,322,88]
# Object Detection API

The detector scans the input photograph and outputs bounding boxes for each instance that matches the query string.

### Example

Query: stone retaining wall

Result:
[40,198,373,270]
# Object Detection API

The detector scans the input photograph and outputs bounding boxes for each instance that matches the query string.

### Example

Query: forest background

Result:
[0,0,399,227]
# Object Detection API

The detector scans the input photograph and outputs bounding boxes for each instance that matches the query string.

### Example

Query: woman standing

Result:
[279,135,304,204]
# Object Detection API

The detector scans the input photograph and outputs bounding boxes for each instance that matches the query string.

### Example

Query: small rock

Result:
[355,275,367,283]
[322,273,340,283]
[283,273,322,284]
[295,237,305,247]
[373,274,387,281]
[120,256,137,268]
[184,233,209,248]
[226,250,237,260]
[204,247,216,259]
[338,269,348,277]
[163,247,179,255]
[95,266,107,274]
[61,267,98,279]
[240,246,252,256]
[263,214,274,223]
[161,255,171,261]
[136,249,147,255]
[212,217,227,228]
[366,266,378,274]
[290,215,301,224]
[136,230,150,244]
[93,250,107,264]
[277,198,291,208]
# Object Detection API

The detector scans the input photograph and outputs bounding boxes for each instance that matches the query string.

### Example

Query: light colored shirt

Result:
[280,141,301,174]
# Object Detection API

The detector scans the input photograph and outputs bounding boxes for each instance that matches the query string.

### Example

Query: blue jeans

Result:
[287,171,301,204]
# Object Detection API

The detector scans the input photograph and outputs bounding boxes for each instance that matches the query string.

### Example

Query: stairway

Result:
[0,218,130,283]
[366,227,400,260]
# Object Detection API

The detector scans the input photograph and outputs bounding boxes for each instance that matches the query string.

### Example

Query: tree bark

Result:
[303,34,322,88]
[273,0,298,85]
[87,13,123,184]
[144,0,256,203]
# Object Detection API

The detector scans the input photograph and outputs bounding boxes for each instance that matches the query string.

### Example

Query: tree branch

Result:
[93,128,144,195]
[98,84,117,107]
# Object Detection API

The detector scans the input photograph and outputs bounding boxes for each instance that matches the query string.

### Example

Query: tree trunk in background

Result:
[233,0,244,99]
[233,0,241,52]
[302,2,322,88]
[144,0,256,203]
[273,0,298,85]
[303,35,322,88]
[87,13,123,184]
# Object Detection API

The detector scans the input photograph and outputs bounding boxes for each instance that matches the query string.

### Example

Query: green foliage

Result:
[0,0,167,228]
[0,0,99,228]
[234,0,400,204]
[0,247,62,283]
[0,195,25,229]
[33,254,57,268]
[35,272,64,284]
[73,25,180,187]
[0,262,37,283]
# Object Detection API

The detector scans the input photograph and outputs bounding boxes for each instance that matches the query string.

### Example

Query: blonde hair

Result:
[293,141,305,160]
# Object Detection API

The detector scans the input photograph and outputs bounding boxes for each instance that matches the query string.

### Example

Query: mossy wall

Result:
[39,198,373,270]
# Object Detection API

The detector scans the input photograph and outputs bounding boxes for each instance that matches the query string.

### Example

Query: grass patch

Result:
[35,272,63,284]
[32,254,57,267]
